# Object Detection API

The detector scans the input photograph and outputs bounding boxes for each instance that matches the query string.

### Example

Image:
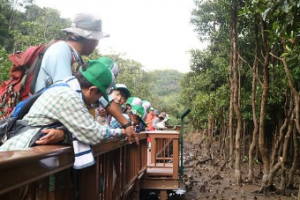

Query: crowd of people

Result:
[0,12,170,166]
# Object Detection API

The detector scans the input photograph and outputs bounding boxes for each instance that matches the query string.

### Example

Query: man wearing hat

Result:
[35,12,108,93]
[32,13,137,143]
[152,112,168,130]
[0,59,139,151]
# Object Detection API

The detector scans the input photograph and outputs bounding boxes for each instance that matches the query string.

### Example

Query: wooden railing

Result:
[146,131,179,180]
[0,131,180,200]
[0,133,148,200]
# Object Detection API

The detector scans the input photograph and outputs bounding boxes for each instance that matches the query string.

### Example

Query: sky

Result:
[35,0,206,73]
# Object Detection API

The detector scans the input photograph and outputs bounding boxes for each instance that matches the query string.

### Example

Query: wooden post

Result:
[151,135,156,164]
[173,138,179,179]
[160,190,167,200]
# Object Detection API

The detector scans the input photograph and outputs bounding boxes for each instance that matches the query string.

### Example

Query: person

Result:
[96,84,131,126]
[124,97,143,112]
[0,59,139,152]
[148,110,159,131]
[111,84,131,105]
[152,112,167,130]
[145,107,155,130]
[142,100,151,120]
[35,13,108,93]
[110,105,146,132]
[32,13,136,142]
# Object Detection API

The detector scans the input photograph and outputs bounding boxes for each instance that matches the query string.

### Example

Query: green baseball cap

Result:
[97,57,119,89]
[149,107,155,111]
[126,97,142,107]
[130,105,146,126]
[80,59,115,102]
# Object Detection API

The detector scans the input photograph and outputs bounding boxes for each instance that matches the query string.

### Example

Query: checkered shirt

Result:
[0,86,110,151]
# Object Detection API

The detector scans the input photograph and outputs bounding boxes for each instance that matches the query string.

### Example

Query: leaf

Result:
[281,53,289,57]
[262,8,271,21]
[286,44,292,52]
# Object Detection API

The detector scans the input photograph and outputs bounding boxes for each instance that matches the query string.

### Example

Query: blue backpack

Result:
[0,83,68,145]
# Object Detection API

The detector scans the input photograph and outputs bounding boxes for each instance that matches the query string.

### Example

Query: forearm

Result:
[105,101,128,125]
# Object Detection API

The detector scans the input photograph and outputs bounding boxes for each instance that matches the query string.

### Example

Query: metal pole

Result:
[180,118,184,176]
[179,108,191,177]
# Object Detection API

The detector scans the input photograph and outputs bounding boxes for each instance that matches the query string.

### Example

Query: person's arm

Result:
[55,92,138,145]
[105,101,139,144]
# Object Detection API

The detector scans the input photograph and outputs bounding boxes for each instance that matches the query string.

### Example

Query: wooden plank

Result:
[172,138,179,179]
[147,163,173,167]
[0,146,74,196]
[147,168,173,175]
[142,179,179,190]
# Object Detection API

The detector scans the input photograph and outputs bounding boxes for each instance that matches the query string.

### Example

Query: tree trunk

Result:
[231,0,242,185]
[269,113,294,185]
[258,20,271,192]
[270,92,291,168]
[248,55,258,183]
[229,33,234,168]
[287,127,298,188]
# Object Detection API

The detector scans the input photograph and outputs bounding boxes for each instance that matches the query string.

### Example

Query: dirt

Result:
[174,135,299,200]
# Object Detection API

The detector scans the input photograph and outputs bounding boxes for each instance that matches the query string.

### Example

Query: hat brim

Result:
[62,27,109,40]
[117,87,131,98]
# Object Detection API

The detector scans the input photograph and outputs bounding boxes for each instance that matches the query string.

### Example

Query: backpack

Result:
[0,83,69,145]
[0,39,79,120]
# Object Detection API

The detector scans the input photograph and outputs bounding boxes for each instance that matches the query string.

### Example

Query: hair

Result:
[74,62,100,93]
[66,33,86,42]
[110,89,129,100]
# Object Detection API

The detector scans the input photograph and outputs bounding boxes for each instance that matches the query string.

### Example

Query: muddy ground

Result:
[173,133,300,200]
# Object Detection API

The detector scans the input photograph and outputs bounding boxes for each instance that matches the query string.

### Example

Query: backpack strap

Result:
[29,40,62,96]
[13,83,69,120]
[29,40,80,95]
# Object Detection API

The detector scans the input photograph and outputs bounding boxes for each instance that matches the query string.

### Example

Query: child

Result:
[96,84,131,124]
[109,105,146,136]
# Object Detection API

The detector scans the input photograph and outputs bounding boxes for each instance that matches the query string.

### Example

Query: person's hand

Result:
[98,109,107,117]
[122,126,139,145]
[35,129,65,145]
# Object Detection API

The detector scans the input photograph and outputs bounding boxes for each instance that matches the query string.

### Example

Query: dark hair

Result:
[110,89,129,99]
[67,33,86,42]
[74,63,100,93]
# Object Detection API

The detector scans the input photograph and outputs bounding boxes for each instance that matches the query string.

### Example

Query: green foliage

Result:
[0,46,11,83]
[148,70,183,96]
[183,0,300,136]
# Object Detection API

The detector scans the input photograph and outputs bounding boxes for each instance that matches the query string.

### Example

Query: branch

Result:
[238,53,263,86]
[270,52,300,135]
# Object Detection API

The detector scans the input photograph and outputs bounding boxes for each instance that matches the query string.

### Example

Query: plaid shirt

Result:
[0,86,110,151]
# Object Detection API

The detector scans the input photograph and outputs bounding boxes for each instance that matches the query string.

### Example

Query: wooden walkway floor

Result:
[147,150,173,175]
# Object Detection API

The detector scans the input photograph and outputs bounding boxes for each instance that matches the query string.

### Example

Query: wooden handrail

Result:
[0,131,180,199]
[0,134,148,200]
